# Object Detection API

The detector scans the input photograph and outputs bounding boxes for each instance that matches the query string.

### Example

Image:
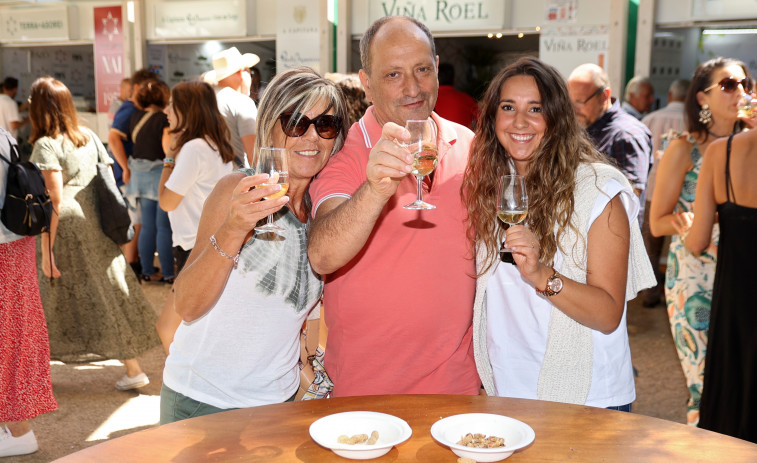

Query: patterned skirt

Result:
[0,236,58,421]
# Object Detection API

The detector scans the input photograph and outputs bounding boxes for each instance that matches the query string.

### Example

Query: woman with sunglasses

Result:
[159,67,348,424]
[649,57,753,427]
[154,81,234,353]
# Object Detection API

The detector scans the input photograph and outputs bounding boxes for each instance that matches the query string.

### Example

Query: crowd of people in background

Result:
[1,13,756,459]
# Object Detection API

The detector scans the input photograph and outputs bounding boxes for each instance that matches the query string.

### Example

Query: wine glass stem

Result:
[266,214,273,227]
[415,176,424,202]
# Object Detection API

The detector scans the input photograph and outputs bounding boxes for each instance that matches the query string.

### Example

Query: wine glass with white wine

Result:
[402,119,438,210]
[497,174,528,253]
[254,147,289,233]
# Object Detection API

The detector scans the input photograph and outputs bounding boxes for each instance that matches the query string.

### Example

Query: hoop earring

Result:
[698,104,712,125]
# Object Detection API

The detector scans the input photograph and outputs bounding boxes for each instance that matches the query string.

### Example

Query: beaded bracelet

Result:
[163,157,175,164]
[209,234,239,269]
[163,163,174,169]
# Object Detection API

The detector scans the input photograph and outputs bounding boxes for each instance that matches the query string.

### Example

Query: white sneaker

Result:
[115,372,150,391]
[0,426,38,457]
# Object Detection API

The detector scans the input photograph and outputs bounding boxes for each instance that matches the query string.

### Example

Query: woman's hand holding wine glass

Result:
[254,147,290,233]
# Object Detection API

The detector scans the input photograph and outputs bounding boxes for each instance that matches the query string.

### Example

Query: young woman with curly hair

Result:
[463,57,655,409]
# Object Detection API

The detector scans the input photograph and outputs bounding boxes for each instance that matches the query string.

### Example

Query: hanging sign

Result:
[276,1,322,73]
[0,7,70,42]
[539,25,609,79]
[152,1,246,39]
[368,0,506,31]
[93,6,124,113]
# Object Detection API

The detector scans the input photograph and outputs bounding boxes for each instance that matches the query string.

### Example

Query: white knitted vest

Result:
[473,162,656,404]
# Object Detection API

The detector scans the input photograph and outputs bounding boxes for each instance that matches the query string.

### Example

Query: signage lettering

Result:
[542,39,573,52]
[436,1,488,21]
[100,55,123,75]
[380,0,488,23]
[19,20,64,30]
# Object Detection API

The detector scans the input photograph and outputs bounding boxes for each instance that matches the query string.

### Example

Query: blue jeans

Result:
[607,403,633,412]
[138,198,174,279]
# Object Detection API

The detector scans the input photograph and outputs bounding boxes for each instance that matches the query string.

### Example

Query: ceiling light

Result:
[703,28,757,35]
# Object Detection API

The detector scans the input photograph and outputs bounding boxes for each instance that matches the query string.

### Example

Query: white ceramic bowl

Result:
[430,413,535,462]
[309,411,412,460]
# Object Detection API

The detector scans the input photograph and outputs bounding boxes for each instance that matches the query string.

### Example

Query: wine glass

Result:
[497,174,528,253]
[401,119,438,210]
[254,147,289,233]
[738,92,757,119]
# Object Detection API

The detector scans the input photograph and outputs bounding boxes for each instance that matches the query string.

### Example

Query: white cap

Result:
[205,47,260,83]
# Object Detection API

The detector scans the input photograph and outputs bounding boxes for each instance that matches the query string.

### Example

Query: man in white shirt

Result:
[204,47,259,168]
[639,78,689,307]
[0,77,27,138]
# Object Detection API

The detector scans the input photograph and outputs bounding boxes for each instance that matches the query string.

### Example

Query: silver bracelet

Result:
[209,234,239,269]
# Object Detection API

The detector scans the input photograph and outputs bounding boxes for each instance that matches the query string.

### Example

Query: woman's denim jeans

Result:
[138,198,174,279]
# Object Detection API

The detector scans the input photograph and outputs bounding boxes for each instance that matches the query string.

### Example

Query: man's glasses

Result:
[279,113,342,139]
[704,76,752,94]
[575,86,606,106]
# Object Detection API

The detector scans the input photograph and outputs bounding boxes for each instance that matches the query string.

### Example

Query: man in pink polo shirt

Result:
[308,16,480,397]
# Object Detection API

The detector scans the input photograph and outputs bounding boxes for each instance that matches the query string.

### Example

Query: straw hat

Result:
[206,47,260,83]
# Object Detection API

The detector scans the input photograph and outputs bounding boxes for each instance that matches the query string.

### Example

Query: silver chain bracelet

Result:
[209,234,239,269]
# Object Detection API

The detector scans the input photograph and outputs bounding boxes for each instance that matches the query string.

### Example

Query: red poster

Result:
[93,6,124,113]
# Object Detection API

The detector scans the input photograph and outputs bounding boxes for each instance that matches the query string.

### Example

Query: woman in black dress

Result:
[686,121,757,443]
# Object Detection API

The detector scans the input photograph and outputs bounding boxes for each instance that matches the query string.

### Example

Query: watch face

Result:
[548,276,563,293]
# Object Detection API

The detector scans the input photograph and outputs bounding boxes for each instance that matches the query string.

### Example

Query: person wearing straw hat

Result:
[205,47,260,168]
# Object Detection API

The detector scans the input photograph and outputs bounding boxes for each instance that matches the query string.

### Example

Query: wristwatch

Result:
[536,267,563,297]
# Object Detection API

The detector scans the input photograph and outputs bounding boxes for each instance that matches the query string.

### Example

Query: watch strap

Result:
[536,267,559,296]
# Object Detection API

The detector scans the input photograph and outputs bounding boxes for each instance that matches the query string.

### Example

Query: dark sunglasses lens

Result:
[722,79,739,92]
[281,114,307,137]
[314,116,339,139]
[720,78,751,93]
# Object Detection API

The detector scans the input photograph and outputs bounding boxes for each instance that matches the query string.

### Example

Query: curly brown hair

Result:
[462,57,607,274]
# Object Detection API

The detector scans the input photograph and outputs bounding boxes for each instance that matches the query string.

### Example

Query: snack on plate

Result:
[457,432,506,448]
[337,431,379,445]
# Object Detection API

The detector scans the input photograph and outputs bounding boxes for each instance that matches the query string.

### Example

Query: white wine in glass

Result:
[402,119,438,210]
[497,174,528,253]
[255,147,289,233]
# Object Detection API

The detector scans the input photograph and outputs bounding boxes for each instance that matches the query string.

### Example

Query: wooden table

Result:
[54,394,757,462]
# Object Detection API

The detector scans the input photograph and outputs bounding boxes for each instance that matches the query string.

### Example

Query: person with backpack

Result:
[27,76,159,391]
[0,127,57,457]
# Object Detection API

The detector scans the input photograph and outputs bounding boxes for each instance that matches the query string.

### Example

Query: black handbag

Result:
[89,128,133,245]
[94,162,134,245]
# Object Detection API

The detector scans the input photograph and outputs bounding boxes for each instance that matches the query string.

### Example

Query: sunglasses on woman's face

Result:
[704,76,752,94]
[279,113,342,139]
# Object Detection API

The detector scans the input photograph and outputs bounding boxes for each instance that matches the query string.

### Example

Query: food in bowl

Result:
[458,433,506,448]
[337,430,380,445]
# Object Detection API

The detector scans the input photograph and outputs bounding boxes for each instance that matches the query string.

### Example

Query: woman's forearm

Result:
[173,228,245,321]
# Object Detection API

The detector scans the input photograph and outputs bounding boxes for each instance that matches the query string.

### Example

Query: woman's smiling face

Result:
[495,74,546,173]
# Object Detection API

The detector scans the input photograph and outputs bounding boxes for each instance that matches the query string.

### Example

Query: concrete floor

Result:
[5,284,688,463]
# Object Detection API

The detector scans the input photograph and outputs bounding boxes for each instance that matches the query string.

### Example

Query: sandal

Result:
[140,274,161,283]
[161,277,175,285]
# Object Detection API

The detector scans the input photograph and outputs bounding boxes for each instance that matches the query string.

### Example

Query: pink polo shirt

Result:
[309,107,480,397]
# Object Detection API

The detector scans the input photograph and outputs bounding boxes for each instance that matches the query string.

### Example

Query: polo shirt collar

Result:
[362,105,459,154]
